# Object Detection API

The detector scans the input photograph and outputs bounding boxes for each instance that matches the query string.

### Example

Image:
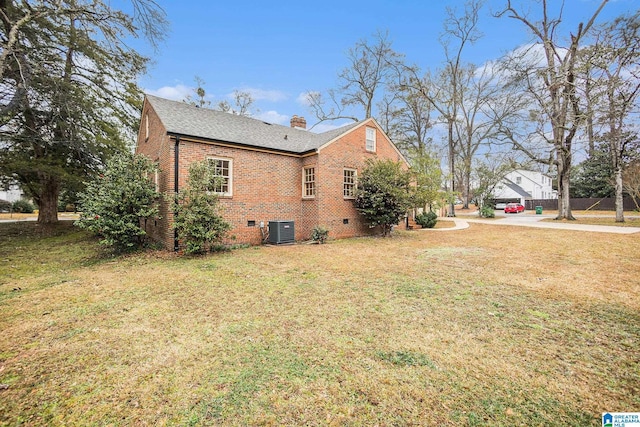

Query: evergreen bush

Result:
[12,199,35,213]
[311,225,329,243]
[354,159,412,237]
[0,199,12,212]
[75,153,160,251]
[173,161,231,255]
[480,205,495,218]
[415,211,438,228]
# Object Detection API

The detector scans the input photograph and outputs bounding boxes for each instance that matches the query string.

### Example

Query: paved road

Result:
[433,212,640,234]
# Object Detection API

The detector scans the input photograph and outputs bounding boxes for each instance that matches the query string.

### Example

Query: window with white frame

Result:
[516,176,522,184]
[303,167,315,198]
[343,168,356,198]
[144,113,149,140]
[365,127,376,152]
[207,157,232,196]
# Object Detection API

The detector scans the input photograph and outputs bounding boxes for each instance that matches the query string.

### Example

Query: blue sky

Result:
[133,0,637,132]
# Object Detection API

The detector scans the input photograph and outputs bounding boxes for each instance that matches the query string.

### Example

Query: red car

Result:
[504,203,525,214]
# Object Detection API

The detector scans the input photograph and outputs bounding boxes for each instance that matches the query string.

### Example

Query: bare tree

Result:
[183,80,254,117]
[304,90,359,127]
[494,0,608,220]
[382,75,435,160]
[587,12,640,222]
[453,63,505,208]
[218,90,254,116]
[183,76,211,108]
[340,30,403,119]
[407,0,484,216]
[308,30,403,126]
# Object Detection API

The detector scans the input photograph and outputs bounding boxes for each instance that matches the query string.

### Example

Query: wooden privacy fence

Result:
[524,198,638,211]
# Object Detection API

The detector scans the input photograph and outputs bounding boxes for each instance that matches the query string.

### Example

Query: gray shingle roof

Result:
[146,95,361,154]
[502,178,532,198]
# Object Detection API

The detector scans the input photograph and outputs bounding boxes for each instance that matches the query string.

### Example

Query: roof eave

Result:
[167,131,313,157]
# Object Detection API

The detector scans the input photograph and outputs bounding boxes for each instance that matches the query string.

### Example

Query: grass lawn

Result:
[541,214,640,227]
[0,222,638,426]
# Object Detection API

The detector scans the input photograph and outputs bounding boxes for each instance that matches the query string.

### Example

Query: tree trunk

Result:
[36,174,60,224]
[463,162,471,209]
[614,163,625,223]
[448,119,456,217]
[556,158,575,220]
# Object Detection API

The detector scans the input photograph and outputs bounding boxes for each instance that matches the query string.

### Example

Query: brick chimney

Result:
[290,115,306,129]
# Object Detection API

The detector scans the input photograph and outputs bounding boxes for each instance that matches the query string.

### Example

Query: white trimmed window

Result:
[303,167,315,198]
[365,127,376,152]
[144,113,149,140]
[343,168,356,199]
[516,176,522,184]
[208,157,232,196]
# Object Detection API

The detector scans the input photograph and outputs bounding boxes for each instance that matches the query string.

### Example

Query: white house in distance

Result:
[493,169,556,205]
[0,182,24,204]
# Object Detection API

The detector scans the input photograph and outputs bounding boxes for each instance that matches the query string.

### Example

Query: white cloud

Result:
[296,91,318,106]
[227,87,287,103]
[145,84,193,101]
[254,110,289,125]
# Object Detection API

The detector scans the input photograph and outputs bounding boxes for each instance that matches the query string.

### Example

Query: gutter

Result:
[166,131,314,157]
[174,136,180,251]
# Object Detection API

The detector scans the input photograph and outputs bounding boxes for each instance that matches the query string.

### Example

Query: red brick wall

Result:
[135,101,175,249]
[177,140,314,245]
[300,155,319,241]
[137,107,408,249]
[316,120,408,239]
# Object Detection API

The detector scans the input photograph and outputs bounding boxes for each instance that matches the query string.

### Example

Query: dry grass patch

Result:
[541,216,640,227]
[0,213,35,221]
[0,223,638,426]
[0,213,79,221]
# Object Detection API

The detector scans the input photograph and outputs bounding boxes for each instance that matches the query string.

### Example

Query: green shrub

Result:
[311,225,329,243]
[480,205,495,218]
[0,199,12,212]
[75,153,160,251]
[415,211,438,228]
[354,159,412,237]
[173,161,231,255]
[12,199,35,213]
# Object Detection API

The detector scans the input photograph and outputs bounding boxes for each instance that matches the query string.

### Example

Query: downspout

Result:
[174,136,180,251]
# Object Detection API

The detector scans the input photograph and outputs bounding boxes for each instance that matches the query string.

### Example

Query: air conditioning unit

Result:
[268,220,295,244]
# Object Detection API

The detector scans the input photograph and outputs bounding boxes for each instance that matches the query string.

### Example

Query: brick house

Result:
[136,95,408,250]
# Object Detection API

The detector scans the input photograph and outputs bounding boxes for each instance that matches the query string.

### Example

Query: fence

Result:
[524,197,637,211]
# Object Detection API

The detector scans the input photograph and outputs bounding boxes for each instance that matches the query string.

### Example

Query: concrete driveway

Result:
[436,211,640,234]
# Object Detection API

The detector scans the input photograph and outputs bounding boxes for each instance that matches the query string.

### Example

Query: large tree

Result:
[407,0,484,216]
[307,30,403,126]
[452,63,506,208]
[381,75,435,160]
[0,0,167,224]
[586,12,640,222]
[495,0,608,220]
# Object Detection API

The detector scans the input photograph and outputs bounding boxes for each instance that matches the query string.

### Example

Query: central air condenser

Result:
[268,220,295,244]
